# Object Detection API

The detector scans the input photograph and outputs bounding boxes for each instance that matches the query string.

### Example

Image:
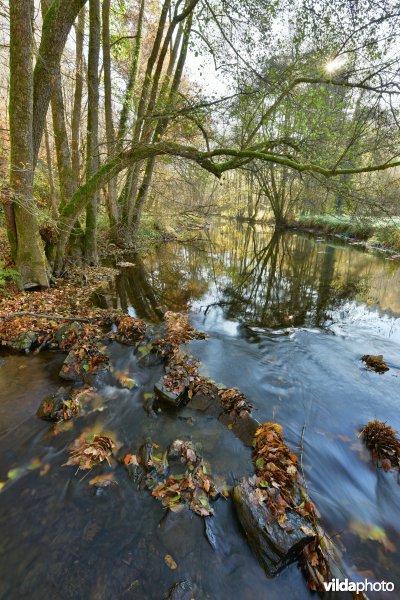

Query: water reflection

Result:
[107,220,399,330]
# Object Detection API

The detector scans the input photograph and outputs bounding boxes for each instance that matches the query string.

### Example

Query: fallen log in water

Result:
[233,477,315,575]
[233,423,365,597]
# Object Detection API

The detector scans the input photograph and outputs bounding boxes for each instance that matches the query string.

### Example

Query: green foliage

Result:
[296,214,400,252]
[296,214,374,239]
[0,260,19,287]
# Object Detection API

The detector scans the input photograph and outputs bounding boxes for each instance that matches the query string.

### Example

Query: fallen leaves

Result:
[124,453,140,466]
[302,535,333,592]
[164,554,177,570]
[152,312,206,358]
[360,419,400,471]
[113,316,147,345]
[252,422,300,521]
[150,440,218,517]
[250,422,335,593]
[349,520,396,553]
[60,343,110,381]
[361,354,389,373]
[218,387,252,418]
[89,473,116,488]
[119,376,136,389]
[65,433,115,471]
[163,352,200,394]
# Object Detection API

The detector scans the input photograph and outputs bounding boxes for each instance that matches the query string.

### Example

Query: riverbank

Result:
[289,214,400,256]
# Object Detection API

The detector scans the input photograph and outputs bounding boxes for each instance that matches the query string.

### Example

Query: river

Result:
[1,220,400,599]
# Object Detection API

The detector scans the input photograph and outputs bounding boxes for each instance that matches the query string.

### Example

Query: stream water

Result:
[1,220,400,599]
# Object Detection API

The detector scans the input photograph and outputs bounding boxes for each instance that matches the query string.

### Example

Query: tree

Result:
[9,0,49,288]
[6,0,400,288]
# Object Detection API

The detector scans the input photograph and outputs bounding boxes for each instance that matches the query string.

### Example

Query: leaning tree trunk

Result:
[9,0,49,289]
[118,0,172,229]
[84,0,101,265]
[32,0,87,166]
[130,12,193,234]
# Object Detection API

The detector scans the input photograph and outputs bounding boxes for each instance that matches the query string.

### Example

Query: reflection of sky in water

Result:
[328,300,400,344]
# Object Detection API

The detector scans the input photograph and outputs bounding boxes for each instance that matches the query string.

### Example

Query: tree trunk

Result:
[118,0,172,227]
[9,0,49,289]
[115,0,146,151]
[33,0,88,165]
[130,12,193,233]
[84,0,101,265]
[102,0,118,227]
[44,124,58,219]
[50,69,75,206]
[71,6,85,185]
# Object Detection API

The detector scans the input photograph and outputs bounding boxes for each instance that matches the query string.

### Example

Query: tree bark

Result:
[115,0,146,151]
[33,0,88,165]
[50,69,75,206]
[130,12,193,233]
[71,5,85,185]
[9,0,49,289]
[84,0,101,265]
[44,124,58,219]
[102,0,118,227]
[118,0,172,224]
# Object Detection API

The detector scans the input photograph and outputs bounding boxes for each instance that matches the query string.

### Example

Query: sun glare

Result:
[325,56,346,74]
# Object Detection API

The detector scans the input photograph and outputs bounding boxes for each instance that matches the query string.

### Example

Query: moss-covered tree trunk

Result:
[33,0,88,165]
[9,0,49,289]
[102,0,118,228]
[71,6,85,185]
[84,0,101,265]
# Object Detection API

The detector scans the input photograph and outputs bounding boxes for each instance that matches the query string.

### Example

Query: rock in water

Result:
[36,387,73,421]
[9,331,37,353]
[164,580,193,600]
[54,322,82,349]
[233,477,315,576]
[154,377,186,407]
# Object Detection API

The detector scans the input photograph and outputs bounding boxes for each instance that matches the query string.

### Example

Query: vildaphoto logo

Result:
[323,578,395,593]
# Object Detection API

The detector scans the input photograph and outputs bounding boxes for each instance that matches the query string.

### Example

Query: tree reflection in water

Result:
[95,220,396,329]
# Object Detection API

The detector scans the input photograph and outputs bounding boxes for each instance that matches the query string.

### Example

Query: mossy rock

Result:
[9,331,38,353]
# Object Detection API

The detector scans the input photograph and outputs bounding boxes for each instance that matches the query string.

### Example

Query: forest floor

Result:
[290,214,400,256]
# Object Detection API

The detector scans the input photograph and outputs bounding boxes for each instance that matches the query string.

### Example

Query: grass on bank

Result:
[295,214,400,253]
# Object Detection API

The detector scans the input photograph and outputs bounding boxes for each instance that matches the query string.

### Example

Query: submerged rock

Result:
[154,377,186,407]
[219,412,260,447]
[59,347,110,383]
[233,477,315,576]
[36,387,77,421]
[164,580,193,600]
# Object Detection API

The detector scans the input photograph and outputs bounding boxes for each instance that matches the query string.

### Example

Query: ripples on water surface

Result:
[1,220,400,599]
